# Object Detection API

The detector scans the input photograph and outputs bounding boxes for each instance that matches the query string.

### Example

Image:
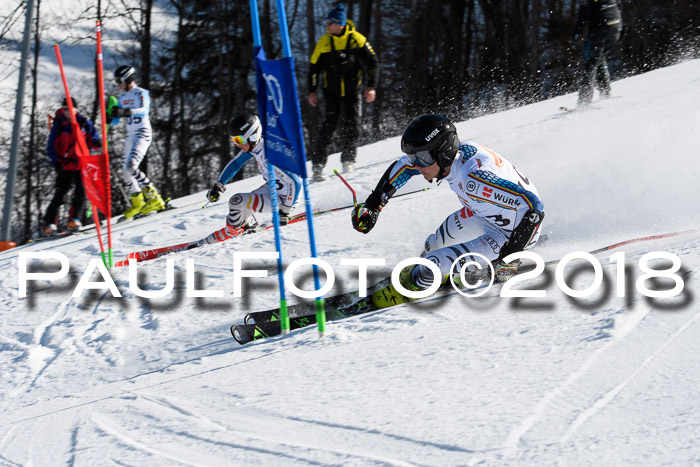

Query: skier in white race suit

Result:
[108,65,166,218]
[351,113,545,308]
[200,112,302,245]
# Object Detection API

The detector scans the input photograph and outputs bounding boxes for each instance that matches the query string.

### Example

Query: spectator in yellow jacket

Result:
[308,4,378,181]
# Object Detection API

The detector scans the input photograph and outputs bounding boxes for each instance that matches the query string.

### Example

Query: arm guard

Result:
[499,209,545,260]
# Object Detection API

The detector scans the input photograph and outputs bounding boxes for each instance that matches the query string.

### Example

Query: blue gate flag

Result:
[255,47,308,179]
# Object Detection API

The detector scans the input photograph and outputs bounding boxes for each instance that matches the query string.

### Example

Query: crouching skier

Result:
[350,114,545,308]
[198,112,302,245]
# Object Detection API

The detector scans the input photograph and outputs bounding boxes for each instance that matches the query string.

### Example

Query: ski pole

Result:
[333,169,358,206]
[202,201,210,210]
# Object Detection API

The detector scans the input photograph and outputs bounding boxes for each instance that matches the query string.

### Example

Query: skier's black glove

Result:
[109,107,132,118]
[351,203,380,234]
[207,181,226,202]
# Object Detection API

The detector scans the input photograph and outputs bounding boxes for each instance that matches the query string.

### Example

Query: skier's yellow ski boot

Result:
[124,192,145,219]
[141,186,166,215]
[370,265,422,309]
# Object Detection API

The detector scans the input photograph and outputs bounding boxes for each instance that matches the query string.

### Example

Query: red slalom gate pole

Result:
[333,169,358,206]
[95,21,113,266]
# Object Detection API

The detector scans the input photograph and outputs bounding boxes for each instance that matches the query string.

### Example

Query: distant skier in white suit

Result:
[108,65,166,219]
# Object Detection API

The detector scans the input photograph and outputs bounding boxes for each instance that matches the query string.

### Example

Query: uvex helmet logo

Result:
[425,128,440,142]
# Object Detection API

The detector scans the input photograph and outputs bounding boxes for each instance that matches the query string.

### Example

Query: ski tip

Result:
[114,259,128,267]
[230,325,249,345]
[26,232,72,244]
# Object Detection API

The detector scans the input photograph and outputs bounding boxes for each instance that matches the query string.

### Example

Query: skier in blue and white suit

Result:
[201,112,302,245]
[352,114,544,304]
[108,65,166,218]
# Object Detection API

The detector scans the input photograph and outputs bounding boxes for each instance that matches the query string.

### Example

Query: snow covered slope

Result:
[1,59,699,465]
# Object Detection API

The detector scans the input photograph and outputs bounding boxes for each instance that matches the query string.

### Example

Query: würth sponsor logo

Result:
[452,212,464,230]
[482,187,493,198]
[493,193,521,207]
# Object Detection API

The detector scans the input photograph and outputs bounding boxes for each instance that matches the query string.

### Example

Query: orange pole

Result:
[53,43,108,262]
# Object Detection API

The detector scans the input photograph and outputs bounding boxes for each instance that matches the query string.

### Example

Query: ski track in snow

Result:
[505,238,698,456]
[6,299,70,398]
[559,310,699,443]
[0,343,290,428]
[0,427,22,467]
[505,305,653,452]
[132,394,430,465]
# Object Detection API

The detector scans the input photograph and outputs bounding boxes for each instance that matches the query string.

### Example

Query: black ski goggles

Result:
[406,150,436,167]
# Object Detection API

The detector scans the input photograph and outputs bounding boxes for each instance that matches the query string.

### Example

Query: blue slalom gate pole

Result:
[249,0,326,336]
[273,0,327,335]
[249,0,290,334]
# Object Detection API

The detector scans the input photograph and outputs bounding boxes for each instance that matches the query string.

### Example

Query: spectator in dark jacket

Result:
[574,0,623,106]
[42,97,101,236]
[308,4,378,181]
